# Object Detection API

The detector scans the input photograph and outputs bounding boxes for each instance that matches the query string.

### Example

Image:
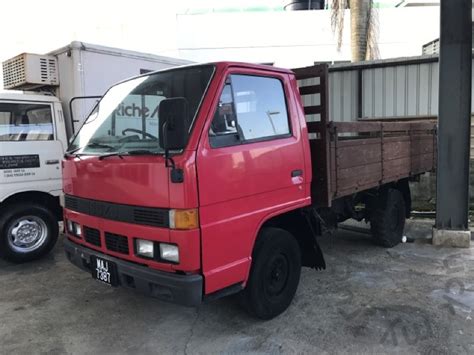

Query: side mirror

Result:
[159,97,189,150]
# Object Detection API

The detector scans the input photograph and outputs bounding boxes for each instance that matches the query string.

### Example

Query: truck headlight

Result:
[59,193,65,208]
[74,223,82,236]
[67,220,81,237]
[67,220,74,233]
[159,243,179,263]
[136,239,154,258]
[169,209,199,230]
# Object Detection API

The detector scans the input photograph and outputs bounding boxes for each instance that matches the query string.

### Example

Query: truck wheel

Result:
[370,188,406,248]
[0,203,59,263]
[241,227,302,320]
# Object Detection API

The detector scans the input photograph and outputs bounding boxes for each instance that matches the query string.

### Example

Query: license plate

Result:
[90,256,118,286]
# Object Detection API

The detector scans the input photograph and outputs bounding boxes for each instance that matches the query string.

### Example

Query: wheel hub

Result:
[12,220,41,244]
[266,254,289,297]
[7,216,48,253]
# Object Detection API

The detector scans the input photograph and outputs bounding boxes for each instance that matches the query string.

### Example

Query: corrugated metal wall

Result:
[361,63,439,117]
[328,70,358,122]
[327,56,474,156]
[329,59,442,121]
[328,57,474,121]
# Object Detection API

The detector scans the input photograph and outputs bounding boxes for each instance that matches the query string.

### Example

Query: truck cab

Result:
[0,92,67,261]
[62,62,436,319]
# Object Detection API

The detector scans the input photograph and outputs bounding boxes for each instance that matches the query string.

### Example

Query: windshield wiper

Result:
[98,149,160,160]
[98,152,125,160]
[64,146,83,159]
[98,149,162,160]
[65,142,115,156]
[66,146,81,154]
[87,142,116,150]
[124,149,161,156]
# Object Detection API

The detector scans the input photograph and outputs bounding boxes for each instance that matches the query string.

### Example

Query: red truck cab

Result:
[63,62,436,319]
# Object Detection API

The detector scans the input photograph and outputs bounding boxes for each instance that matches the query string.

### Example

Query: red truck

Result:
[63,62,436,319]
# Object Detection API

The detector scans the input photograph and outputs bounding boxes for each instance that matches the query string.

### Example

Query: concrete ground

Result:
[1,221,474,354]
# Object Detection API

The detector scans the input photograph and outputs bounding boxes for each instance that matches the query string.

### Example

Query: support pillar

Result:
[433,0,472,247]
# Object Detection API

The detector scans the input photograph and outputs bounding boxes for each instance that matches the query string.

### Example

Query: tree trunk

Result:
[349,0,370,62]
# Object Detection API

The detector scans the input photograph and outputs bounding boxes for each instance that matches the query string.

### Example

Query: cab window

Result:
[209,74,290,148]
[0,103,54,141]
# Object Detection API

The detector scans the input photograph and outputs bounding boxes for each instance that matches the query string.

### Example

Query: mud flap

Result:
[302,208,326,270]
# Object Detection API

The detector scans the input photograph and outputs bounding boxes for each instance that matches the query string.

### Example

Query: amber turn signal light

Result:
[169,209,199,230]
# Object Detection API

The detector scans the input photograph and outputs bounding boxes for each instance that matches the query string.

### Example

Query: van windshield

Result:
[68,65,215,156]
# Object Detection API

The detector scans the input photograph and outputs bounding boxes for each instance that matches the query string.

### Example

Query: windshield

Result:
[68,65,215,156]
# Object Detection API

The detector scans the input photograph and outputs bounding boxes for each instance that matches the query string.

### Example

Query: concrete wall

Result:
[176,7,440,68]
[411,159,474,212]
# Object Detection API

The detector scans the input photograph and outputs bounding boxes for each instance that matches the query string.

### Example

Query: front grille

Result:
[64,195,169,228]
[133,208,167,227]
[84,226,101,247]
[105,232,129,255]
[65,195,78,211]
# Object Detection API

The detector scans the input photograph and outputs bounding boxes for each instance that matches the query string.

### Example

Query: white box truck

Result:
[0,41,191,262]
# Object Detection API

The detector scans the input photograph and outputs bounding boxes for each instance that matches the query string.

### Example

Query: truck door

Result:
[196,72,308,294]
[0,101,63,195]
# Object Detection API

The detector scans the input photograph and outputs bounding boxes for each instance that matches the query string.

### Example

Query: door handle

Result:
[291,169,303,177]
[45,159,60,165]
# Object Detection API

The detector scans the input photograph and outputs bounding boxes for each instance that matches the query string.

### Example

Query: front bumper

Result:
[64,238,203,307]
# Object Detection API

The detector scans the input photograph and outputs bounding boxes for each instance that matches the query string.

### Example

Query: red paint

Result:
[63,62,312,295]
[63,155,170,208]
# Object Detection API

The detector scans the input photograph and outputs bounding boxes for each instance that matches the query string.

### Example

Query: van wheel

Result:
[241,227,301,320]
[370,188,406,248]
[0,203,59,263]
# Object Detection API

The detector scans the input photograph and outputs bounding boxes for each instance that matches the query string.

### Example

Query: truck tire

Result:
[0,203,59,263]
[241,227,302,320]
[370,188,406,248]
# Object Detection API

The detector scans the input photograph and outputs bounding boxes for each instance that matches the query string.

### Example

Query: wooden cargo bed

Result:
[293,64,437,207]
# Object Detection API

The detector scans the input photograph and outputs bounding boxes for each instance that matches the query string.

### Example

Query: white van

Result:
[0,42,190,262]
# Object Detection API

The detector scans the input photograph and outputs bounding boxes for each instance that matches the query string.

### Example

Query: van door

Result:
[0,101,63,197]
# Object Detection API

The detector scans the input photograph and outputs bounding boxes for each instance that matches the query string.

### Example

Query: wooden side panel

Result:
[328,120,437,200]
[293,64,438,206]
[334,140,381,170]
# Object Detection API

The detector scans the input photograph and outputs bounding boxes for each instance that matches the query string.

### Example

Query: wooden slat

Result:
[334,180,384,199]
[306,121,324,133]
[331,121,382,133]
[409,121,437,131]
[383,121,436,132]
[334,164,382,197]
[411,136,435,154]
[299,84,321,96]
[384,157,411,178]
[411,153,436,173]
[383,135,411,143]
[336,162,382,181]
[334,143,381,170]
[383,140,411,161]
[331,138,379,148]
[359,116,437,122]
[293,65,326,80]
[381,122,412,132]
[304,106,323,115]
